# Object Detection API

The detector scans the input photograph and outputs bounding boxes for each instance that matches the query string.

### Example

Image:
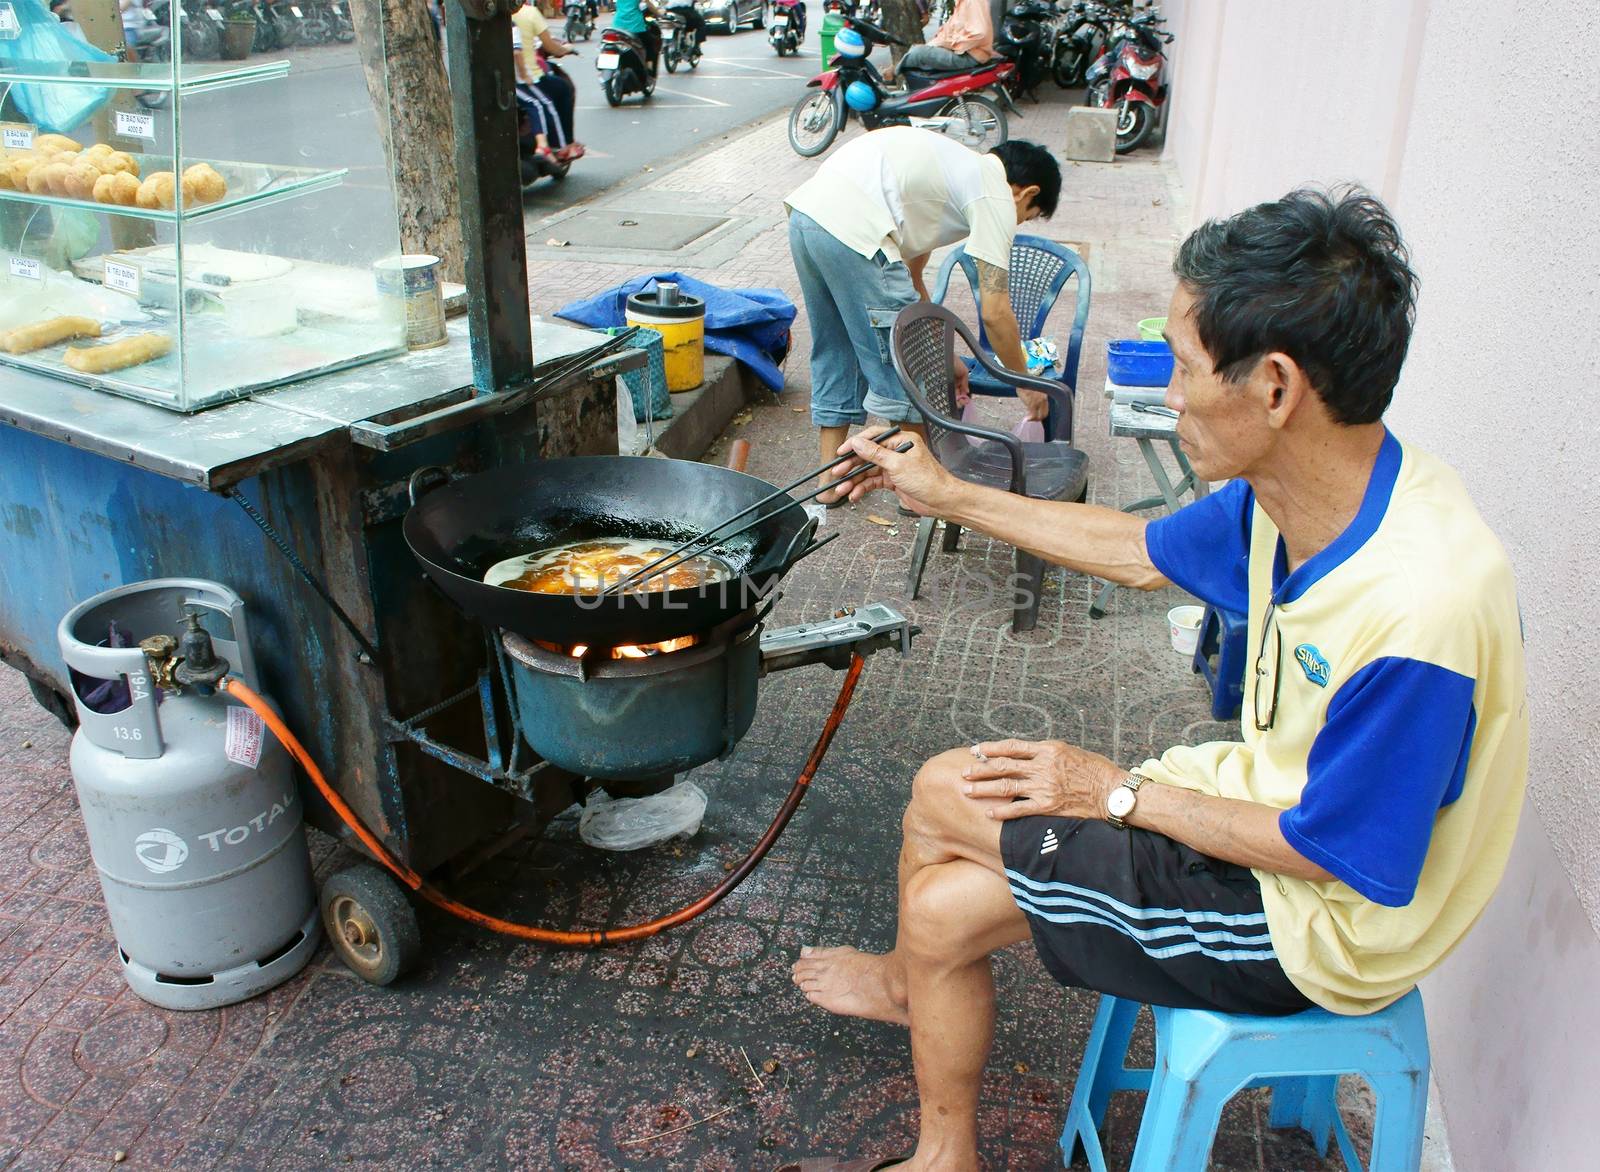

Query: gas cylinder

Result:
[57,579,320,1010]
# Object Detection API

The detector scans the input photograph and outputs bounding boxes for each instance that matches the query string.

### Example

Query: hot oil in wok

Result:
[484,537,733,596]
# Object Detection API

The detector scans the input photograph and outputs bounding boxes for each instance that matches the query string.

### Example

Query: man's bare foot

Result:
[790,945,909,1026]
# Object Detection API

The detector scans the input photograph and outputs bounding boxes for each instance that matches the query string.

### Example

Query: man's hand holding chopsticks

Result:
[835,429,956,512]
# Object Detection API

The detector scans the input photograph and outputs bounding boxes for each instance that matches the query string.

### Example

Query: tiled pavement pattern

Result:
[0,101,1380,1169]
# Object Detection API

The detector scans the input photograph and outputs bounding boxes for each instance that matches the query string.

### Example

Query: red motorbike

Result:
[787,14,1015,157]
[1084,6,1172,153]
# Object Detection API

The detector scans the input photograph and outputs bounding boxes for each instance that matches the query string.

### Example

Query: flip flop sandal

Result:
[775,1159,907,1171]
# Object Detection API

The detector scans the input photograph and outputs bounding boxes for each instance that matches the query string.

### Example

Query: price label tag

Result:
[205,7,224,20]
[9,256,41,281]
[1,125,33,151]
[104,260,142,297]
[0,4,21,40]
[114,110,156,141]
[289,4,302,14]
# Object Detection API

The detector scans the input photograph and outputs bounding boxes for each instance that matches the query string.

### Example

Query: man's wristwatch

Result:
[1105,771,1148,831]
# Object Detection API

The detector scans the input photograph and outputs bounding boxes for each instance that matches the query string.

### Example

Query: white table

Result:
[1091,385,1210,617]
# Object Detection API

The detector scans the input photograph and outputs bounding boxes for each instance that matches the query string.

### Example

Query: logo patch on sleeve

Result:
[1293,644,1331,687]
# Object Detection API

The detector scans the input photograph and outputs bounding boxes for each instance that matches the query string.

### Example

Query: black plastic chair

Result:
[891,302,1090,634]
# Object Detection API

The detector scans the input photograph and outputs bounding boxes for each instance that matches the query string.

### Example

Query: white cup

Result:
[1167,605,1204,655]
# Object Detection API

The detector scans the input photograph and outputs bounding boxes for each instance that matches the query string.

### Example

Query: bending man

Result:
[785,128,1059,505]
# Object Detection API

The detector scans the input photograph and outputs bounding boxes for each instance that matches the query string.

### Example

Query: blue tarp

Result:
[556,273,794,393]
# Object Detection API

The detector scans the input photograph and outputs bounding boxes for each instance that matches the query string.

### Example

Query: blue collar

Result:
[1271,428,1402,604]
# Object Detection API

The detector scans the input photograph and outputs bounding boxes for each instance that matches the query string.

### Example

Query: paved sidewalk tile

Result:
[0,99,1371,1171]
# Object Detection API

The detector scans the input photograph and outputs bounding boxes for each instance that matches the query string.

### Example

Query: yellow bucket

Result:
[626,284,705,392]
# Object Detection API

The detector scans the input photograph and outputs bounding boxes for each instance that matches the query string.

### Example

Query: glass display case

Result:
[0,0,405,412]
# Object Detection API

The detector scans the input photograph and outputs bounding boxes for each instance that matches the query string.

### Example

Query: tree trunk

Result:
[350,0,465,282]
[879,0,926,70]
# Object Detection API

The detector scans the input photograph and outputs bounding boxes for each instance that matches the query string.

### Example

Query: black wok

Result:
[404,457,820,646]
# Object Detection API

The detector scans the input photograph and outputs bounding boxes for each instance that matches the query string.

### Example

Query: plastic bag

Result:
[959,399,1045,443]
[1024,336,1059,373]
[616,376,640,453]
[578,780,707,851]
[1,0,116,133]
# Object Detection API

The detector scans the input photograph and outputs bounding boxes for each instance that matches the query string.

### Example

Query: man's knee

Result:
[904,747,973,836]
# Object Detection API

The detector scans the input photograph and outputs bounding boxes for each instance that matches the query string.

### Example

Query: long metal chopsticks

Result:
[599,427,909,597]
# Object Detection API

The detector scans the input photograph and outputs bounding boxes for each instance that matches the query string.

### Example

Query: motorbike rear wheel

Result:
[665,44,680,72]
[936,94,1008,153]
[604,70,625,106]
[1053,49,1085,88]
[1114,99,1152,153]
[788,89,842,157]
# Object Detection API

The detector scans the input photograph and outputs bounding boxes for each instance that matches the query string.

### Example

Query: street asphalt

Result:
[528,3,830,209]
[191,8,830,249]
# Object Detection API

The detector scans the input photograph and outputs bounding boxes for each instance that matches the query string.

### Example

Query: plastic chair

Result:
[930,235,1092,443]
[1191,603,1247,721]
[891,302,1089,634]
[1061,990,1431,1172]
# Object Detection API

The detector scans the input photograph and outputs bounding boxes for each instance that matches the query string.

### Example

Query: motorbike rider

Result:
[890,0,994,80]
[773,0,805,41]
[612,0,665,76]
[513,0,585,163]
[667,0,707,55]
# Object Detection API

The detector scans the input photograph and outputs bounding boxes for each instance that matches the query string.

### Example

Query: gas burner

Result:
[533,633,703,660]
[500,604,917,782]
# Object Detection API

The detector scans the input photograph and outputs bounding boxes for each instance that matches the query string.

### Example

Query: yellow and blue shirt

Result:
[1143,430,1529,1013]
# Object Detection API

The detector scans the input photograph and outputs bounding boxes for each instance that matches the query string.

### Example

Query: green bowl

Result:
[1138,316,1168,342]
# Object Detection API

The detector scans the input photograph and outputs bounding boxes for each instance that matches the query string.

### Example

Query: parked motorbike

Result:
[297,0,352,43]
[995,1,1055,100]
[256,0,304,49]
[768,0,803,56]
[1084,6,1170,152]
[1053,0,1119,88]
[788,16,1013,157]
[563,0,595,41]
[661,5,701,72]
[597,23,656,106]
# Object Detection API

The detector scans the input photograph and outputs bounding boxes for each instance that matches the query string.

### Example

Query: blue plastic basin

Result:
[1106,339,1175,387]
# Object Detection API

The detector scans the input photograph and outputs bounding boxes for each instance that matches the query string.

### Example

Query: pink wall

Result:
[1158,2,1600,1168]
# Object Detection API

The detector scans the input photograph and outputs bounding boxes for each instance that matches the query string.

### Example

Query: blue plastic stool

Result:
[1191,604,1248,721]
[1060,990,1430,1172]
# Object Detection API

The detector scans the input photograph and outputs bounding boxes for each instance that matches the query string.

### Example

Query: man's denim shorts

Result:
[789,210,920,427]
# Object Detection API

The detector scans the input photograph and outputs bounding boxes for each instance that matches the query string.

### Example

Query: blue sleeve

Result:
[1280,657,1477,907]
[1144,479,1252,613]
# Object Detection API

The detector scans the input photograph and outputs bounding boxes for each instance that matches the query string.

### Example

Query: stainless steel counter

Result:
[0,317,641,490]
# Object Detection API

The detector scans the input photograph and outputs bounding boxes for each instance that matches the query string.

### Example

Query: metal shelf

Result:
[0,57,289,94]
[0,158,348,223]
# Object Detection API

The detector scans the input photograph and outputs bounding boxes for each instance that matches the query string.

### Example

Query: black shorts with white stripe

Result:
[998,816,1313,1015]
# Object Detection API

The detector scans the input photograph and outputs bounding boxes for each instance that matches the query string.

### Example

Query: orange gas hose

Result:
[222,654,864,947]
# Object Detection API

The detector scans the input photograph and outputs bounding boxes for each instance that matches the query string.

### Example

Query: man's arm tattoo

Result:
[975,258,1009,301]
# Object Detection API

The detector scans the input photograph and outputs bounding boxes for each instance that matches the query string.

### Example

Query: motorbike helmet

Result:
[844,79,880,111]
[834,26,868,57]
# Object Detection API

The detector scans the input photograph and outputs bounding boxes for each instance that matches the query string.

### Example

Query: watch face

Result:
[1108,786,1136,819]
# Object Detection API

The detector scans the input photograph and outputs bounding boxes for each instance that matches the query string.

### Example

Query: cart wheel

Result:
[320,864,421,986]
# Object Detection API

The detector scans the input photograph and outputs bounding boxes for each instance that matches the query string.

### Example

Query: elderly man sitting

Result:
[782,187,1529,1172]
